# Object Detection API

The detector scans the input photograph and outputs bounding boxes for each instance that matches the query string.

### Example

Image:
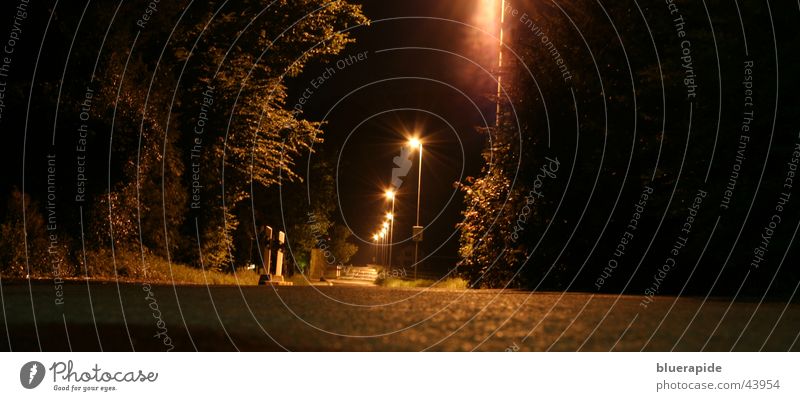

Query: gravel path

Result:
[2,282,798,351]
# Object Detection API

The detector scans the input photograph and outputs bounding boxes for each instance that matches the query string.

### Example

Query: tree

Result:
[459,0,800,295]
[174,0,367,270]
[41,2,189,267]
[36,1,366,275]
[330,225,358,265]
[0,189,58,277]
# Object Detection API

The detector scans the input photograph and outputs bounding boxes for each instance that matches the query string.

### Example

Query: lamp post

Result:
[380,223,388,268]
[408,137,424,279]
[385,190,396,270]
[496,0,506,127]
[372,233,380,266]
[479,0,506,126]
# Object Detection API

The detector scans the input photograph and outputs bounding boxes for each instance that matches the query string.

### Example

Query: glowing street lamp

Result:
[372,233,380,265]
[407,136,424,279]
[379,230,387,267]
[496,0,506,127]
[477,0,506,127]
[385,189,396,270]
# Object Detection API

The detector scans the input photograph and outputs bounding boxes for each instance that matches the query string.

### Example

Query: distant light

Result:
[382,222,389,229]
[408,137,422,149]
[385,189,396,200]
[386,212,394,220]
[373,234,380,242]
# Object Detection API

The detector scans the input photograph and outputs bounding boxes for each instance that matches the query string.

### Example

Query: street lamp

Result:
[497,0,506,127]
[478,0,506,127]
[372,233,380,265]
[408,137,424,280]
[385,190,396,271]
[379,229,387,268]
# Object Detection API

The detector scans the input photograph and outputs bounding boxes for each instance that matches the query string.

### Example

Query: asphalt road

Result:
[2,281,798,351]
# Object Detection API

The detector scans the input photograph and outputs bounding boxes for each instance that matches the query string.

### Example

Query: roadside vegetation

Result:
[376,276,469,290]
[14,247,261,286]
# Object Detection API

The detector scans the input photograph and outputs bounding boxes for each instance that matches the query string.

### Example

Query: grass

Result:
[24,246,469,288]
[142,263,261,286]
[47,247,263,286]
[376,276,469,290]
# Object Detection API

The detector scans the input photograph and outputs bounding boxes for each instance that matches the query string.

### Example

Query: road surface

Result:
[1,281,798,351]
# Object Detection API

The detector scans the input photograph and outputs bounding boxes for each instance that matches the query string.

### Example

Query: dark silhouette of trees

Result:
[458,0,800,296]
[1,1,365,278]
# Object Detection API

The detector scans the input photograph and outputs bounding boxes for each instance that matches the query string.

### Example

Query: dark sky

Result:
[289,0,497,267]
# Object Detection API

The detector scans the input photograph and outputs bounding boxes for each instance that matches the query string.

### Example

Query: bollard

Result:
[273,231,285,282]
[261,226,273,275]
[258,227,292,285]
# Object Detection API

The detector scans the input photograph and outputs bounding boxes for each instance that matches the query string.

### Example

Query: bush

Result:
[376,277,469,290]
[0,189,50,277]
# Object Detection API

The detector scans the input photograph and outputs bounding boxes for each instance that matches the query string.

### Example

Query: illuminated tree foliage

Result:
[176,0,367,270]
[87,46,187,260]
